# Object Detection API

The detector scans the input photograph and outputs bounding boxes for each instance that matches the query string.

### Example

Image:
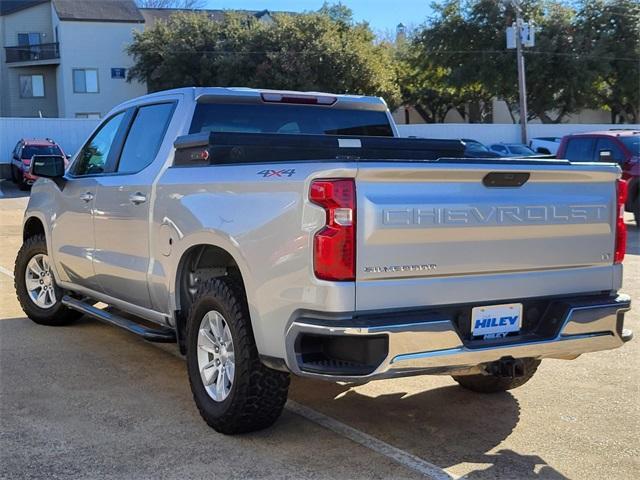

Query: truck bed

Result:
[167,131,622,355]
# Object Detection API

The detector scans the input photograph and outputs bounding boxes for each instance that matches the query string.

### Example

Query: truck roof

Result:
[21,138,58,146]
[116,86,388,111]
[566,129,640,137]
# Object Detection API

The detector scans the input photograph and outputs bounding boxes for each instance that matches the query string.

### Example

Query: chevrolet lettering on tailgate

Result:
[382,204,608,226]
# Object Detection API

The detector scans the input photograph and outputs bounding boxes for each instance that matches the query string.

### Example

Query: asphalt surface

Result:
[0,179,638,479]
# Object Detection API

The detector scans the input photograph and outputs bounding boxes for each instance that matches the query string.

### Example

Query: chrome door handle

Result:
[79,192,94,202]
[129,192,147,205]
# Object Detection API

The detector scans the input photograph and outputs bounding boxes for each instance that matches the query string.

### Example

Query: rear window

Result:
[564,138,595,161]
[189,103,393,137]
[22,144,62,158]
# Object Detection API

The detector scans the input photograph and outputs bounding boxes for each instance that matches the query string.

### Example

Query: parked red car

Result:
[557,130,640,222]
[10,138,67,190]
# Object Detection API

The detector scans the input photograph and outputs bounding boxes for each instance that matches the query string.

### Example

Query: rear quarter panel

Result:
[152,162,356,358]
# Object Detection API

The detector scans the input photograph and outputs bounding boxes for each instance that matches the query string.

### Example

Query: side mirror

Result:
[65,154,71,160]
[30,155,65,178]
[598,150,612,162]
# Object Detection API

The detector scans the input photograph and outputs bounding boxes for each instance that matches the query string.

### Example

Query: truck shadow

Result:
[454,449,568,479]
[2,316,569,478]
[290,378,567,479]
[0,180,29,199]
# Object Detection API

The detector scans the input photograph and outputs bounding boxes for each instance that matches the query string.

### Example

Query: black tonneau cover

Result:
[173,132,570,166]
[174,132,464,166]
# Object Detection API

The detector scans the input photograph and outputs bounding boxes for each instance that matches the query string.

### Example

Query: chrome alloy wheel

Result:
[25,253,56,309]
[197,310,235,402]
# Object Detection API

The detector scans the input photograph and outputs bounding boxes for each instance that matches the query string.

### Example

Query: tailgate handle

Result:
[483,172,530,188]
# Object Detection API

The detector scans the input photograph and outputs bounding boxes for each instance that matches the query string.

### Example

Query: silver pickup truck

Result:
[15,87,632,434]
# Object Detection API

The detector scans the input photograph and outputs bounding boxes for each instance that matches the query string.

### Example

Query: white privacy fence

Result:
[0,117,99,169]
[397,123,640,145]
[2,118,638,175]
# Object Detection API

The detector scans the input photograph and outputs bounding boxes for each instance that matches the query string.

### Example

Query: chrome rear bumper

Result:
[285,293,631,382]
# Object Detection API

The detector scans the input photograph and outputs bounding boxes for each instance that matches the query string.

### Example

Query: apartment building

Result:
[0,0,147,118]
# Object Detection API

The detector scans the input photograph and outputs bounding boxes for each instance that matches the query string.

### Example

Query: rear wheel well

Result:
[23,217,45,242]
[175,245,245,354]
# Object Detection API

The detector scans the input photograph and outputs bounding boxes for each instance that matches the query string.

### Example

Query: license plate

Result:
[471,303,523,338]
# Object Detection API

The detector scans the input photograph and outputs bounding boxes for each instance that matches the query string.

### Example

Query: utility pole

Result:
[513,1,528,144]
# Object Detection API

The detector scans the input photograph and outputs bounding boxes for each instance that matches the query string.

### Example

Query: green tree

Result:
[576,0,640,123]
[520,2,591,123]
[406,0,602,124]
[127,8,401,108]
[406,0,512,123]
[396,32,468,123]
[318,1,354,25]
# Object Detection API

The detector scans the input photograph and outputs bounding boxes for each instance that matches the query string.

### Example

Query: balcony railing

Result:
[5,42,59,63]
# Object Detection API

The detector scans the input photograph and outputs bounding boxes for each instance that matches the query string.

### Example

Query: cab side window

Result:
[73,112,126,176]
[564,138,595,162]
[595,138,625,163]
[117,103,175,174]
[492,145,507,154]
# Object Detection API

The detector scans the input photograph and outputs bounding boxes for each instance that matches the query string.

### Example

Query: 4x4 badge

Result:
[257,169,296,178]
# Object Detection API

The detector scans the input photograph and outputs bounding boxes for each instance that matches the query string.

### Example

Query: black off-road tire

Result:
[452,358,541,393]
[14,234,81,326]
[17,171,29,191]
[186,277,290,434]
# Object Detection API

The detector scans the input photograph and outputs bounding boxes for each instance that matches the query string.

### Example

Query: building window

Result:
[17,32,41,46]
[76,113,101,119]
[19,75,45,98]
[73,69,99,93]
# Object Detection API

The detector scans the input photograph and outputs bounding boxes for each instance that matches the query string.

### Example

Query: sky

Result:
[203,1,435,33]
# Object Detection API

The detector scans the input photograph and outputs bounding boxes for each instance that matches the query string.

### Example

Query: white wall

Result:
[0,117,99,168]
[55,18,147,118]
[491,99,612,124]
[3,119,638,176]
[394,100,616,126]
[397,123,640,145]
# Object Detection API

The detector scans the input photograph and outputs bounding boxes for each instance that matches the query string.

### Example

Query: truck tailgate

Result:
[356,162,621,310]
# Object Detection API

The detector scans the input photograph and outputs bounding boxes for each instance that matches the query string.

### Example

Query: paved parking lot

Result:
[0,179,638,480]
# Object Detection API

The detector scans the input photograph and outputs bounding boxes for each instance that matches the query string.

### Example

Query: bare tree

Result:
[135,0,206,9]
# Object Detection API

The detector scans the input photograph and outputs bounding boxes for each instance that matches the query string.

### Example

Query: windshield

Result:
[22,145,62,159]
[508,145,536,155]
[620,136,640,156]
[190,103,394,137]
[464,141,490,152]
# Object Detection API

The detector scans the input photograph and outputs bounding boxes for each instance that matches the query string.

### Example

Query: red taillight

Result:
[310,179,356,281]
[614,179,628,264]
